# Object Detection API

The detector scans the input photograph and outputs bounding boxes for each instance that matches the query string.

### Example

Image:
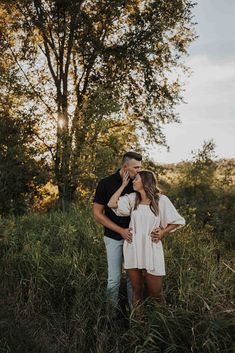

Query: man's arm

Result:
[92,203,133,243]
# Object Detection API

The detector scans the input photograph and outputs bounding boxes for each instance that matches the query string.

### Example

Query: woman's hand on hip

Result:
[151,228,165,243]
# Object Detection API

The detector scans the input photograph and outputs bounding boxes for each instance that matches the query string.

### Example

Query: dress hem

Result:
[124,266,166,276]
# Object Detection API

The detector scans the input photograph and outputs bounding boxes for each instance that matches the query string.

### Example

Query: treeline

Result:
[156,142,235,249]
[141,143,233,250]
[1,122,234,249]
[0,0,196,205]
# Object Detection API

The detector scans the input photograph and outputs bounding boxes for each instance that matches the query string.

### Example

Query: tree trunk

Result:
[58,182,77,207]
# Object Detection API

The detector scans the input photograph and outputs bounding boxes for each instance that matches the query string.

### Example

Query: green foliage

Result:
[0,105,49,215]
[0,25,50,215]
[164,142,235,249]
[0,205,234,353]
[1,0,196,201]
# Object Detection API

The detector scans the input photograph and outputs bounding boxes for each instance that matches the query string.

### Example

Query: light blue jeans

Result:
[103,236,132,310]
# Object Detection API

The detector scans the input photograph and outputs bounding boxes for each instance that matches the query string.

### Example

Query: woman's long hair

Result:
[134,171,161,215]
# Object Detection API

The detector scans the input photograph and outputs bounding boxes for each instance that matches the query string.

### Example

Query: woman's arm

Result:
[107,171,129,208]
[152,195,185,243]
[151,224,178,243]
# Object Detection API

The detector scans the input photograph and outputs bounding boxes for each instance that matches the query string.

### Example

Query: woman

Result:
[107,170,185,305]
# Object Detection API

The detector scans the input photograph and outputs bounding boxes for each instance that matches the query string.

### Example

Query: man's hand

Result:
[120,227,133,243]
[151,228,165,243]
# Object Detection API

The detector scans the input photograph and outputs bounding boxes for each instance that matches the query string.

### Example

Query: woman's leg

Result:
[143,270,163,302]
[127,269,144,305]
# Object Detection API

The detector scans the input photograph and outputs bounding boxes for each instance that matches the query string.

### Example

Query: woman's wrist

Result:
[160,229,168,238]
[120,183,126,190]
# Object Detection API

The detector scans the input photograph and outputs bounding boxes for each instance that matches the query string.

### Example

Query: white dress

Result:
[112,193,185,276]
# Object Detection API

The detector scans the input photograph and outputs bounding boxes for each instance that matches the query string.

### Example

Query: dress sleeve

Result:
[111,192,136,217]
[159,195,185,231]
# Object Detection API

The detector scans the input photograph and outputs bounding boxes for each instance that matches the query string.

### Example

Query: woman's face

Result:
[132,173,143,191]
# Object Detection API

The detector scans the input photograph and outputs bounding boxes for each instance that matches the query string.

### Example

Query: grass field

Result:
[0,203,234,353]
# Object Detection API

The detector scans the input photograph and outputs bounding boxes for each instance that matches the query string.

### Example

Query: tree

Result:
[2,0,196,202]
[0,112,48,215]
[183,140,217,187]
[0,14,49,214]
[172,141,217,222]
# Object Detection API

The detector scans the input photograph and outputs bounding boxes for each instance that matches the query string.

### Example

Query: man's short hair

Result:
[122,151,142,164]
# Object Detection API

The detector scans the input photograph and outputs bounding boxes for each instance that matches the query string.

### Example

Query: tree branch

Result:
[34,131,56,162]
[33,0,59,87]
[4,35,54,116]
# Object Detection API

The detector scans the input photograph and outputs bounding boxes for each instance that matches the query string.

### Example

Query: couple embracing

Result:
[93,151,185,311]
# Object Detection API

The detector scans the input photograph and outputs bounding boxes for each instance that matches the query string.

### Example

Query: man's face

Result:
[124,159,142,179]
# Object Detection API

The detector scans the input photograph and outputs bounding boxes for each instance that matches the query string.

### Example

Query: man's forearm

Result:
[95,212,123,234]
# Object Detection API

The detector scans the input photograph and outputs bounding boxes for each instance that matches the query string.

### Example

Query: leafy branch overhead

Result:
[1,0,196,201]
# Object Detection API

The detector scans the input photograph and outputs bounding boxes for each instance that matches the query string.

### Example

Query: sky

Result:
[151,0,235,163]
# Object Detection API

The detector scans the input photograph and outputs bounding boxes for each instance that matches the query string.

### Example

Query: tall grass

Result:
[0,204,234,353]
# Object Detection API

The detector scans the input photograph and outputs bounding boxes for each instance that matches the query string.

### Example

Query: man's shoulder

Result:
[98,172,117,185]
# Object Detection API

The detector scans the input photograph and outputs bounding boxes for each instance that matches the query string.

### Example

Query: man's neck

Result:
[119,167,134,182]
[119,167,125,177]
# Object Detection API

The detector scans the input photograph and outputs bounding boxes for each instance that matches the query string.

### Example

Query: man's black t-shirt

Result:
[93,170,134,241]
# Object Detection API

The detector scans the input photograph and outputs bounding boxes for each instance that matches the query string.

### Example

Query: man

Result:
[93,151,142,311]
